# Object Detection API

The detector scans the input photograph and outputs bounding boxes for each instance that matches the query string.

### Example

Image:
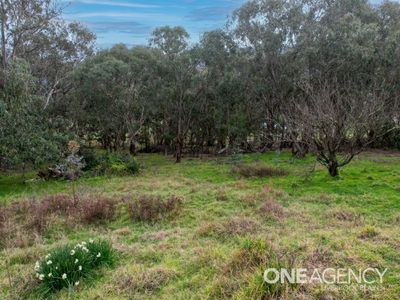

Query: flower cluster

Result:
[34,239,115,294]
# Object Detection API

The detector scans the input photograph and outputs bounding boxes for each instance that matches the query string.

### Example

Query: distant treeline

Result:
[0,0,399,176]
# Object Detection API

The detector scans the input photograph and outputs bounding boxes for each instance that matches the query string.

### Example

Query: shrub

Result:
[34,239,115,295]
[128,195,182,223]
[80,198,116,224]
[231,164,288,178]
[95,152,140,176]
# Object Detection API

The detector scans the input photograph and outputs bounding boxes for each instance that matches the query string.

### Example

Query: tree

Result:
[150,26,204,162]
[0,59,65,171]
[286,79,393,177]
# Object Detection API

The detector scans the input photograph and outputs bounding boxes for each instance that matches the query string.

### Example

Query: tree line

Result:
[1,0,399,177]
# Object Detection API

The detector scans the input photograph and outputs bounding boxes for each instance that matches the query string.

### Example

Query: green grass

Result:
[1,151,400,299]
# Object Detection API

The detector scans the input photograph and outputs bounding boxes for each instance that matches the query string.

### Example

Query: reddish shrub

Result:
[128,195,182,223]
[80,197,116,224]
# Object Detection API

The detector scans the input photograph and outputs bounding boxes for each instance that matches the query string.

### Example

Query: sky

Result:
[62,0,389,49]
[62,0,247,49]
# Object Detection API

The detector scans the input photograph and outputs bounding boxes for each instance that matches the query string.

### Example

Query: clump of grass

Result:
[34,239,116,295]
[216,189,229,201]
[80,198,116,224]
[241,193,259,207]
[128,195,182,223]
[0,195,119,249]
[327,209,362,224]
[231,164,288,178]
[197,216,259,238]
[258,198,287,220]
[359,226,379,239]
[210,238,294,299]
[118,267,177,294]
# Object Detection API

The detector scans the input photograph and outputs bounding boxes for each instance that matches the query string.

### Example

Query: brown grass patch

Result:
[197,216,259,238]
[216,189,229,201]
[326,209,363,225]
[359,226,379,239]
[231,164,288,178]
[128,195,182,223]
[118,267,177,294]
[258,197,287,220]
[80,197,116,224]
[0,194,119,249]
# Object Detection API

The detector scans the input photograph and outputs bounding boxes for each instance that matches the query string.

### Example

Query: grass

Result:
[0,151,400,299]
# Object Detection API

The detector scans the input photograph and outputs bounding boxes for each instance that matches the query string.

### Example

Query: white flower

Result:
[82,247,89,253]
[36,273,40,278]
[96,252,101,258]
[48,273,52,278]
[70,250,75,255]
[81,241,87,245]
[78,265,82,271]
[39,274,45,281]
[34,261,40,271]
[45,254,51,259]
[75,281,80,286]
[74,258,79,264]
[62,273,67,280]
[55,266,58,270]
[46,260,52,265]
[89,239,94,243]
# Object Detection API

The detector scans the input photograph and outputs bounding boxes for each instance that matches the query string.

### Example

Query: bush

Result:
[128,195,182,223]
[231,164,288,178]
[80,198,116,224]
[34,239,115,295]
[94,152,140,176]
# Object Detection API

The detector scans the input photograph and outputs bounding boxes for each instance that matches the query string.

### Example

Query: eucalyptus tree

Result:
[0,0,95,106]
[150,26,204,162]
[0,59,65,171]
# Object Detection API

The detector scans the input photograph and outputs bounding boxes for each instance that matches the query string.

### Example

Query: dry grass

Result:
[118,267,177,294]
[326,209,363,224]
[197,216,259,238]
[128,194,182,223]
[0,194,119,249]
[258,197,287,220]
[358,226,379,239]
[231,164,288,178]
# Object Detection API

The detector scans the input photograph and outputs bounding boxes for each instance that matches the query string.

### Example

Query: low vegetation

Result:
[34,239,115,296]
[1,152,398,299]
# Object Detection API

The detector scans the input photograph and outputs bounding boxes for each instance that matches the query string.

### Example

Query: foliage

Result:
[93,152,140,176]
[34,239,115,295]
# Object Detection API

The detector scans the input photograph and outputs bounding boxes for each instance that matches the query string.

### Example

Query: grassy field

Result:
[1,151,400,299]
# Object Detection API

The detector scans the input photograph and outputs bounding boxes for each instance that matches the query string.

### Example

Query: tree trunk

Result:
[328,161,339,177]
[1,0,6,70]
[129,139,136,155]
